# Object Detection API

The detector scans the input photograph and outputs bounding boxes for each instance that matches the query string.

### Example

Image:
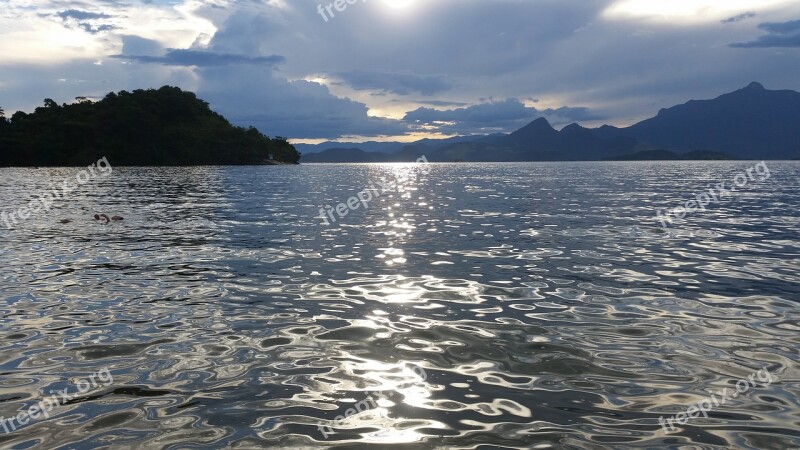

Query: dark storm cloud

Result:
[403,98,605,134]
[114,49,286,67]
[334,70,453,96]
[722,12,756,24]
[730,19,800,47]
[195,66,410,139]
[234,111,408,139]
[405,99,533,126]
[759,19,800,34]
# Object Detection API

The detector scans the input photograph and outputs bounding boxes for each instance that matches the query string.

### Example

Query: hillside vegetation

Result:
[0,86,300,166]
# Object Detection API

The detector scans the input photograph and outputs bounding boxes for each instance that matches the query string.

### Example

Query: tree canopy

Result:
[0,86,300,166]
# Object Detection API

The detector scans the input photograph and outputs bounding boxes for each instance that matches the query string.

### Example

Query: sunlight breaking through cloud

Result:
[604,0,794,22]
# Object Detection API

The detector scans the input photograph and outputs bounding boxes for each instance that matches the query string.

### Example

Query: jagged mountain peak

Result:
[519,117,554,130]
[509,117,555,136]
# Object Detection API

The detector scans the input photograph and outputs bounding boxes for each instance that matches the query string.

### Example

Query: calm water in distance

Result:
[1,162,799,449]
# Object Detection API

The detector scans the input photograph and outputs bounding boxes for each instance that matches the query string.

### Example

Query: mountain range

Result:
[301,82,800,162]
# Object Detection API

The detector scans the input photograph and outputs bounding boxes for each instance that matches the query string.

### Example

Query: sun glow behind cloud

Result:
[604,0,793,21]
[382,0,416,9]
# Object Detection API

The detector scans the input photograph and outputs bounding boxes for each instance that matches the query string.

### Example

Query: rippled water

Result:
[1,162,799,449]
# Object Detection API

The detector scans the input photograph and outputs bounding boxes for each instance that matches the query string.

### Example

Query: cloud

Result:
[542,106,607,124]
[56,10,112,21]
[759,19,800,33]
[114,49,286,67]
[79,23,116,34]
[722,12,756,24]
[406,100,470,107]
[198,67,410,139]
[54,8,117,34]
[730,19,800,47]
[334,70,452,96]
[403,98,605,134]
[604,0,791,22]
[119,35,164,56]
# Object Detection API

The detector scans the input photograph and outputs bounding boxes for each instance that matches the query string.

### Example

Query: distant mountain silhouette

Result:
[601,82,800,159]
[295,134,484,155]
[301,83,800,163]
[431,118,640,161]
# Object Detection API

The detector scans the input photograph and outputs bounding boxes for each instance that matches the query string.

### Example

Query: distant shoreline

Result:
[4,159,797,168]
[299,159,800,164]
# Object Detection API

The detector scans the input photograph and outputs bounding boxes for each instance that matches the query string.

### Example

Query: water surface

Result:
[1,162,798,449]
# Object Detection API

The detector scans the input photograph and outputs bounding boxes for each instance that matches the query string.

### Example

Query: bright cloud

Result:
[0,0,214,64]
[604,0,795,22]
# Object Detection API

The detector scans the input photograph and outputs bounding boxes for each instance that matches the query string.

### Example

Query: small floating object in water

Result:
[94,214,123,223]
[59,219,73,224]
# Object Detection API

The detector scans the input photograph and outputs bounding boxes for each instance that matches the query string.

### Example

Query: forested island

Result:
[0,86,300,166]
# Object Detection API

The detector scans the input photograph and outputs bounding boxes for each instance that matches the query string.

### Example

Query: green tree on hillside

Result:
[0,86,300,166]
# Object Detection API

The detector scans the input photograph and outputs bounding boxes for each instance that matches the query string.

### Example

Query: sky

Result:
[1,0,799,143]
